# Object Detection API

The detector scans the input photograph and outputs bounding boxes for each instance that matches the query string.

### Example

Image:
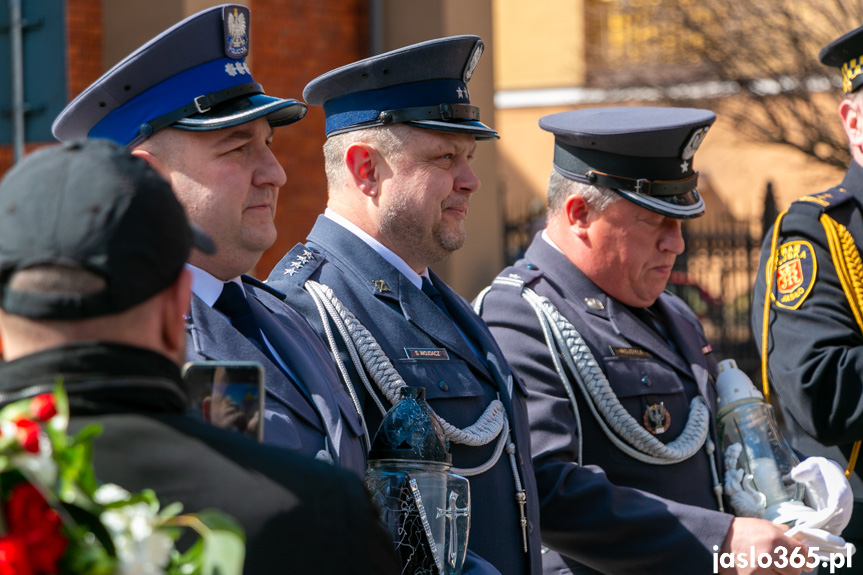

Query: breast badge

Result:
[771,240,816,310]
[644,402,670,435]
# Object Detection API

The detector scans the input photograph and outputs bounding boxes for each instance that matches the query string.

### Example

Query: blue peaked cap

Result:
[52,4,306,147]
[304,35,498,140]
[540,107,716,219]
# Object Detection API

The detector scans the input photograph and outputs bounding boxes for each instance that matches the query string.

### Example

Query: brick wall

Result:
[250,0,369,277]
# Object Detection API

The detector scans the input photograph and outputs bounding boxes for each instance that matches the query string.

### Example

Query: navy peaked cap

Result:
[819,25,863,94]
[52,4,306,147]
[304,35,497,140]
[540,106,716,219]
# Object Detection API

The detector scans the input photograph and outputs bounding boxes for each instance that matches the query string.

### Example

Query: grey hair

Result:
[322,124,416,189]
[546,169,620,217]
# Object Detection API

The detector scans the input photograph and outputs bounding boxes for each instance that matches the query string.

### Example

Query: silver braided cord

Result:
[520,285,710,465]
[304,280,507,459]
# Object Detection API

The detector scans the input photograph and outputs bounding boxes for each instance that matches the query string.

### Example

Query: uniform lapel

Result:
[186,293,324,433]
[605,298,691,375]
[655,296,714,401]
[400,273,487,373]
[248,285,364,447]
[309,218,487,373]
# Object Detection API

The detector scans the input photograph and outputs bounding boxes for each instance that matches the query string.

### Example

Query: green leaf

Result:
[202,529,245,575]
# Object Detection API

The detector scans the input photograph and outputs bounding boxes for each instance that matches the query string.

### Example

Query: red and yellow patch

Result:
[771,240,816,310]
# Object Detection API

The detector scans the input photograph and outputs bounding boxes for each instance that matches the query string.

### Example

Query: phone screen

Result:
[182,361,265,442]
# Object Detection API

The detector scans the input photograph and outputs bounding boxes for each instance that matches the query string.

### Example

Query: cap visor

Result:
[614,188,705,219]
[405,118,499,140]
[173,94,307,132]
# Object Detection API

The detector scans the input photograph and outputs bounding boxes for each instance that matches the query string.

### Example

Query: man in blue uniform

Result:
[477,107,810,574]
[51,5,365,474]
[267,36,541,575]
[752,24,863,571]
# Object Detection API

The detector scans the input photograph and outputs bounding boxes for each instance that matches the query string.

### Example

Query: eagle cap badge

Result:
[223,5,250,60]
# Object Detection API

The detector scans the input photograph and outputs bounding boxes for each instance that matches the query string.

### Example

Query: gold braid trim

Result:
[761,211,788,403]
[762,212,862,478]
[819,214,863,478]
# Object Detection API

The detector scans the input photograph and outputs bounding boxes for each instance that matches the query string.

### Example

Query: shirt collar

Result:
[186,264,243,308]
[324,208,426,289]
[541,229,566,255]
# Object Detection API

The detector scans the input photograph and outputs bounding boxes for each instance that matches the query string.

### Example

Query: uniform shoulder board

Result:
[491,262,543,291]
[273,243,325,284]
[242,275,287,300]
[789,187,854,214]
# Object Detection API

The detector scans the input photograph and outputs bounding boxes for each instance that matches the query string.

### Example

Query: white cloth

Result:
[779,457,856,559]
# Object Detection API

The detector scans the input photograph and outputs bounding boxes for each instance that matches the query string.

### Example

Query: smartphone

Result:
[182,361,265,442]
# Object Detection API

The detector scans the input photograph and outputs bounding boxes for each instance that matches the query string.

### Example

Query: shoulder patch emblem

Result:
[771,240,817,310]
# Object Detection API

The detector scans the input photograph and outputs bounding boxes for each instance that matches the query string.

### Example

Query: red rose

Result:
[29,395,57,422]
[0,536,34,575]
[4,483,67,574]
[13,420,39,454]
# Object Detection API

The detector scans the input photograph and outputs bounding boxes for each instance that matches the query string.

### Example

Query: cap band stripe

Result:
[89,57,257,145]
[322,78,470,135]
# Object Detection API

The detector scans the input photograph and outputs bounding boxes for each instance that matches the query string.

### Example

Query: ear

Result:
[160,268,192,358]
[344,143,379,197]
[131,148,171,181]
[564,194,591,239]
[839,98,863,148]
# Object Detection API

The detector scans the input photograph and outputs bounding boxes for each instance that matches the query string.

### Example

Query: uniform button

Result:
[526,263,537,270]
[641,375,651,387]
[437,380,449,392]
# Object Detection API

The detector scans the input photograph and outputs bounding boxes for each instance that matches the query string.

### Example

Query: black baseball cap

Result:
[0,139,214,319]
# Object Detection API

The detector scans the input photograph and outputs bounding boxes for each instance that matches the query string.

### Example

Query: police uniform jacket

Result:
[478,234,731,575]
[185,274,366,477]
[267,215,543,575]
[752,160,863,542]
[0,342,399,575]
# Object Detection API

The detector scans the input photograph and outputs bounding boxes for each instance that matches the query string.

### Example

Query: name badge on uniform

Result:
[610,346,653,359]
[405,348,450,360]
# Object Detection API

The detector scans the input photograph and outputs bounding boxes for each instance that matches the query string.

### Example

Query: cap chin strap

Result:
[378,103,480,125]
[586,169,699,197]
[129,82,263,147]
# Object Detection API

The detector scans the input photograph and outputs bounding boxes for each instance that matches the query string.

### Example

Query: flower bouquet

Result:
[0,383,245,575]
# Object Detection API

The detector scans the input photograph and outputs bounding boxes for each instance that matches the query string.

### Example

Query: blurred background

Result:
[1,0,861,377]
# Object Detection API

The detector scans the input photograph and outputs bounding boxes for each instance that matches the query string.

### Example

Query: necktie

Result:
[214,282,279,365]
[634,305,678,353]
[421,276,452,319]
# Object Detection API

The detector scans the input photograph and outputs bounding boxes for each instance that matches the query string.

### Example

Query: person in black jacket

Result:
[0,139,399,575]
[752,24,863,573]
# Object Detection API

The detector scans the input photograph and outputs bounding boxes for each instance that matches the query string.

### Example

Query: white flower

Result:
[11,430,57,485]
[94,483,131,505]
[101,501,173,574]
